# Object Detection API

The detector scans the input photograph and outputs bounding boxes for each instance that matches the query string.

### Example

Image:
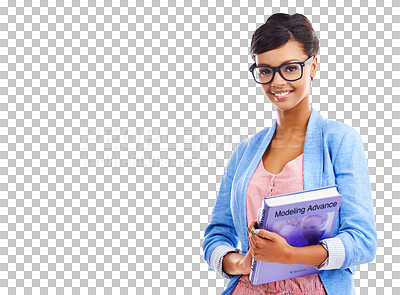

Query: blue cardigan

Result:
[203,107,377,295]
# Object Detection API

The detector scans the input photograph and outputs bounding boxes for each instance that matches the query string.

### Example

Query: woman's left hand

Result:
[248,220,294,265]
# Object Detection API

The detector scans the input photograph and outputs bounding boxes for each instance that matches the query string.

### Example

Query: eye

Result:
[283,64,300,72]
[259,68,272,76]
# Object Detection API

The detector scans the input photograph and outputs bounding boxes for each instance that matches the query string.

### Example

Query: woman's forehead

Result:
[255,40,308,66]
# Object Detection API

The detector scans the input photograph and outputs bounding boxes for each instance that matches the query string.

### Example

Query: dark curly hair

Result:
[250,13,319,81]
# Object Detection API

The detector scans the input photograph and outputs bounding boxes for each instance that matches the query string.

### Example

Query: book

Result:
[249,184,342,285]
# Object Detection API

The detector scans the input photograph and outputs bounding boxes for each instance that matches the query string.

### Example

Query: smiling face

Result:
[255,39,317,112]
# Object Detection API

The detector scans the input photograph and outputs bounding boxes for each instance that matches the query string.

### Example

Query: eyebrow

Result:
[257,59,299,67]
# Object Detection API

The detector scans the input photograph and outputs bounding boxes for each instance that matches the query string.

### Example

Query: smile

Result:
[271,90,294,101]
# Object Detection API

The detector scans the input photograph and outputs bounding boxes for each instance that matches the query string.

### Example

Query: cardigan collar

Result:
[236,106,326,252]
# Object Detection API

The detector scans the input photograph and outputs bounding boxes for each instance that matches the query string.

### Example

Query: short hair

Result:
[250,13,319,81]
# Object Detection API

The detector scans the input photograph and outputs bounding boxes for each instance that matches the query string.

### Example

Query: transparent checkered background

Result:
[0,0,398,294]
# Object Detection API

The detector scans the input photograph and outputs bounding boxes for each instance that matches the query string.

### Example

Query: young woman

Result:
[203,13,377,295]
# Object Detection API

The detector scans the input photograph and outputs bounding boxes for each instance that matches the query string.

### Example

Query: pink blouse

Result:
[231,153,327,294]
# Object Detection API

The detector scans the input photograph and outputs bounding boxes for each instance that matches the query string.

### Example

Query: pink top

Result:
[231,153,327,294]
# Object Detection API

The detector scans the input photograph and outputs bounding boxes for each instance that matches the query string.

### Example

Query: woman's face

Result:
[255,40,317,112]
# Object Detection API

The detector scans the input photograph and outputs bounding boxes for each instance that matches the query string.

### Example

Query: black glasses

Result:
[249,56,314,84]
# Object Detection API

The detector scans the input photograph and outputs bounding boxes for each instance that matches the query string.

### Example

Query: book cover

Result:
[249,184,342,285]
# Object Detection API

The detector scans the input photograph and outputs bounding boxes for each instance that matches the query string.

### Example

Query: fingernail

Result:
[254,229,260,234]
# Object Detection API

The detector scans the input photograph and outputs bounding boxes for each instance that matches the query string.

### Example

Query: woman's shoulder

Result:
[323,119,363,143]
[323,119,367,162]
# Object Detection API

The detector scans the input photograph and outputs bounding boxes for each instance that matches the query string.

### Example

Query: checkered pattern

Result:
[0,0,398,294]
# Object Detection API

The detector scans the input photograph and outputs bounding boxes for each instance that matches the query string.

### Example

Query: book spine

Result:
[258,199,267,229]
[250,199,267,283]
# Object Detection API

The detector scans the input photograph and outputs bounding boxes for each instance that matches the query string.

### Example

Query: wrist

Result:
[285,244,329,266]
[234,254,245,273]
[287,245,297,264]
[223,252,244,276]
[234,258,242,273]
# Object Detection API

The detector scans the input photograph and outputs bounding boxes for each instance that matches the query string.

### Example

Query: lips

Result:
[271,90,293,93]
[271,90,294,101]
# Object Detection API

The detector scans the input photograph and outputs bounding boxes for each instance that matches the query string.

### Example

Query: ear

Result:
[310,56,317,78]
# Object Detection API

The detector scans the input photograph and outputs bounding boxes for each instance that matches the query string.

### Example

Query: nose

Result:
[271,70,286,86]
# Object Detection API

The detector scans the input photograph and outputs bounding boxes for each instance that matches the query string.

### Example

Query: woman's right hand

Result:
[236,220,258,274]
[223,221,257,276]
[236,250,253,275]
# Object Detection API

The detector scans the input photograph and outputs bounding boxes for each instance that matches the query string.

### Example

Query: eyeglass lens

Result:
[254,63,302,83]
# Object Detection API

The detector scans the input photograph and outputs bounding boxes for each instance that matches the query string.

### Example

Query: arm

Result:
[328,128,377,269]
[222,252,245,275]
[221,220,261,276]
[247,225,330,267]
[292,128,377,270]
[209,221,256,278]
[289,244,328,267]
[210,245,241,279]
[270,237,344,269]
[202,139,247,277]
[288,241,346,271]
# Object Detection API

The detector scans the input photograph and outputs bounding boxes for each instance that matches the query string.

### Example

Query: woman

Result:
[202,13,377,295]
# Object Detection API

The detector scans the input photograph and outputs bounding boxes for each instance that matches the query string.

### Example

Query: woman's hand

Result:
[231,220,260,275]
[221,220,258,276]
[235,250,253,275]
[234,220,258,274]
[248,220,294,265]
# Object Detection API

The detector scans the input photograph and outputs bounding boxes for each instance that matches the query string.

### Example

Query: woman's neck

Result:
[274,100,312,141]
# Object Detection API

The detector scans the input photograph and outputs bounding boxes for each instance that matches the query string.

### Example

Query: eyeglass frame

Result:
[249,55,315,84]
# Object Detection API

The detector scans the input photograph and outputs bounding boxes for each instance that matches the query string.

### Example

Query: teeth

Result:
[273,91,291,97]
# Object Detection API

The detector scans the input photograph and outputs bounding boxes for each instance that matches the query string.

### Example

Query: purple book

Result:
[250,185,342,285]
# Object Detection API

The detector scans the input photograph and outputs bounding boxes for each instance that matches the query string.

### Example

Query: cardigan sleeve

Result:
[315,237,346,270]
[210,245,241,279]
[332,127,378,270]
[202,139,246,274]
